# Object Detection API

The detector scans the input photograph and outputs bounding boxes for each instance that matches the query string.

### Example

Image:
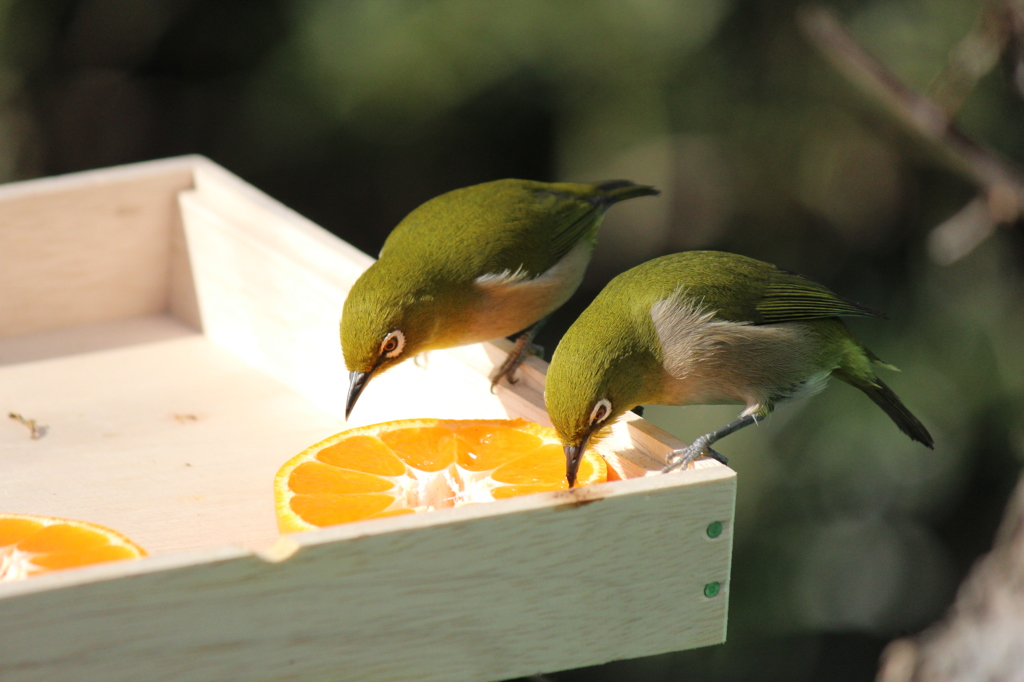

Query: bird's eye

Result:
[380,330,406,358]
[589,398,612,425]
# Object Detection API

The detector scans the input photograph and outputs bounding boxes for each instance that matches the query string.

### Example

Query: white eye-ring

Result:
[380,330,405,358]
[589,398,612,425]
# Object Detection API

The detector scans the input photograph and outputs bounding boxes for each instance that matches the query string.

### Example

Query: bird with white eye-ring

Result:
[340,178,661,420]
[546,250,934,488]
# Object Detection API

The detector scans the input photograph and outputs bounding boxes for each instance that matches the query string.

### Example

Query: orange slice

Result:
[274,418,607,532]
[0,513,147,581]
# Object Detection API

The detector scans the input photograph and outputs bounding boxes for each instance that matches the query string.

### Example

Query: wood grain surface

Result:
[0,158,196,338]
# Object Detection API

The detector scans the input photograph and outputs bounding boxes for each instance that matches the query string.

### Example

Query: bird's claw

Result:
[489,337,544,392]
[663,443,704,473]
[662,437,728,472]
[490,359,521,392]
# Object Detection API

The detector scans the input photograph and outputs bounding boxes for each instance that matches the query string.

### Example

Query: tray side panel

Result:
[0,472,734,682]
[178,160,379,418]
[0,164,196,338]
[179,190,356,418]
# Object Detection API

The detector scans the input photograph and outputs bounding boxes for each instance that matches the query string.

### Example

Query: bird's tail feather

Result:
[838,370,934,448]
[593,180,660,206]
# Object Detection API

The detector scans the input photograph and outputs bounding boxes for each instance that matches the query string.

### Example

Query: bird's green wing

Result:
[755,268,883,323]
[378,180,597,280]
[624,252,882,325]
[386,179,658,281]
[540,181,659,265]
[530,190,605,267]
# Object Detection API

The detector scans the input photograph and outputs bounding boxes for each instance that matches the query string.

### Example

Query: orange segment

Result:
[287,493,396,530]
[456,425,544,471]
[0,513,146,581]
[289,461,395,495]
[32,545,140,570]
[573,452,605,487]
[0,517,43,546]
[491,443,565,484]
[379,426,458,472]
[274,418,607,533]
[317,435,406,476]
[17,524,110,553]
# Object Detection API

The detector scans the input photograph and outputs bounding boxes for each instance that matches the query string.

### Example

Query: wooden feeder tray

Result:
[0,157,736,682]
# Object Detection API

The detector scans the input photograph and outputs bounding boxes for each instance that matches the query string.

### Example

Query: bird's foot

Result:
[707,448,729,465]
[490,336,544,392]
[662,437,729,473]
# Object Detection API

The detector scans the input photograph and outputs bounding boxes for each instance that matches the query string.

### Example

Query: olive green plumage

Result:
[341,178,659,418]
[546,251,934,486]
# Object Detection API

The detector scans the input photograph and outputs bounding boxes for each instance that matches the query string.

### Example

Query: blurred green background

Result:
[2,0,1022,679]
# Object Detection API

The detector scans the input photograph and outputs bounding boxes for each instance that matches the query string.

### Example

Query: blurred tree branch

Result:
[875,474,1024,681]
[800,7,1024,679]
[798,5,1024,265]
[929,0,1020,114]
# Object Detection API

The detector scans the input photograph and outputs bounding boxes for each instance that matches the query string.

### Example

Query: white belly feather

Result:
[460,240,593,344]
[649,287,834,413]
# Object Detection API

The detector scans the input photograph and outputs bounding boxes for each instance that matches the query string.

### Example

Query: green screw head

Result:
[706,521,723,539]
[704,582,721,598]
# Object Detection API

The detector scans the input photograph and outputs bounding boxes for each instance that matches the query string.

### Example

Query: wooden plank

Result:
[0,329,344,553]
[0,158,198,338]
[179,189,355,418]
[190,158,374,283]
[0,313,195,366]
[178,158,374,419]
[0,465,734,682]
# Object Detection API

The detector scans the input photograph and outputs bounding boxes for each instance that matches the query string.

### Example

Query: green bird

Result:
[341,178,659,418]
[546,251,935,487]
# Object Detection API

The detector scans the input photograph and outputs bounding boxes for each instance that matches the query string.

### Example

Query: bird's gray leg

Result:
[490,316,549,391]
[663,414,758,472]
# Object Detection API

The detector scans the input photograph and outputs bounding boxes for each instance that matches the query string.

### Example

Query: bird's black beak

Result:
[346,370,372,420]
[564,431,593,489]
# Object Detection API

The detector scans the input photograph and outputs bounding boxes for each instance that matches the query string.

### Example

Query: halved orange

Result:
[274,418,607,532]
[0,513,147,581]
